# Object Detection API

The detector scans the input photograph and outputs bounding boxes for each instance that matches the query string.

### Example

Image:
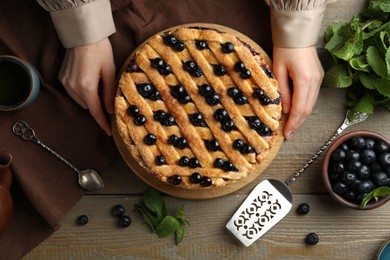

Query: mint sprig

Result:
[361,186,390,208]
[323,0,390,115]
[134,188,190,245]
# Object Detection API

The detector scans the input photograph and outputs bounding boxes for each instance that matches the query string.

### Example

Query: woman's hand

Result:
[59,38,116,136]
[272,46,324,140]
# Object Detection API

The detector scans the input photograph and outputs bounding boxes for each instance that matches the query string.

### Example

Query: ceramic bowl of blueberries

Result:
[322,130,390,210]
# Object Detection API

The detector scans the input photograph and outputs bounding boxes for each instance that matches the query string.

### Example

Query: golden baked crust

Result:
[115,26,282,189]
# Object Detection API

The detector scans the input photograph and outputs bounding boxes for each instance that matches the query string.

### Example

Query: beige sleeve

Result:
[264,0,338,48]
[36,0,116,48]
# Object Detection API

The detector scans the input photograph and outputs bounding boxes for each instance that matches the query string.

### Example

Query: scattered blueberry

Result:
[297,203,310,215]
[77,215,89,225]
[118,215,132,228]
[305,233,319,245]
[112,204,125,217]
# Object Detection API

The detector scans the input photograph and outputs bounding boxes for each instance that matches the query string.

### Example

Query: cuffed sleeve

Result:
[36,0,116,48]
[264,0,338,48]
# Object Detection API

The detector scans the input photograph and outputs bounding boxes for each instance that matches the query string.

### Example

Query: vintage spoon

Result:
[227,109,369,247]
[12,120,104,192]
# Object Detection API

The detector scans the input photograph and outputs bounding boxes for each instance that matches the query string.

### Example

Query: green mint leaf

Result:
[349,55,370,72]
[367,45,387,78]
[353,91,375,114]
[175,224,185,245]
[143,188,167,219]
[361,186,390,208]
[359,72,381,89]
[175,205,191,226]
[365,0,390,19]
[156,215,180,238]
[134,203,160,231]
[376,0,390,12]
[324,19,363,61]
[324,63,353,88]
[359,73,390,97]
[386,47,390,77]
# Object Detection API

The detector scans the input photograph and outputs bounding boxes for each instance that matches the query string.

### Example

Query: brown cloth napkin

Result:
[0,0,271,258]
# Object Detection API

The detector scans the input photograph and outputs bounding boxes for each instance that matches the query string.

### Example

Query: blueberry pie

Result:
[115,25,282,188]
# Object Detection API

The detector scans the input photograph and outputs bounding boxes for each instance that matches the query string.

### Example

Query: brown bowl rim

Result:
[322,130,390,210]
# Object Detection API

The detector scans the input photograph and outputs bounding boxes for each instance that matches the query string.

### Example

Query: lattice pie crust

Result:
[115,26,282,189]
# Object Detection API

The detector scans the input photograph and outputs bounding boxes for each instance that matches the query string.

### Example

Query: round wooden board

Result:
[113,23,286,199]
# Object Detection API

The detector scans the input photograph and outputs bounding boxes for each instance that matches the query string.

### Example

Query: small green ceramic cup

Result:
[0,55,40,111]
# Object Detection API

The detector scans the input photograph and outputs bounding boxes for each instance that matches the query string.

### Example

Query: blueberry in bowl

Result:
[322,130,390,210]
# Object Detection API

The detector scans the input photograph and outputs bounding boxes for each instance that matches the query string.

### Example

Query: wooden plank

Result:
[24,194,390,259]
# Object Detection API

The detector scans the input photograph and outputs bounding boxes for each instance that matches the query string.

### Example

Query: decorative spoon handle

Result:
[284,110,369,186]
[12,120,80,173]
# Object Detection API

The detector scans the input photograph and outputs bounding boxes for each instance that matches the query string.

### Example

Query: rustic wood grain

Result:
[23,194,390,259]
[24,0,390,259]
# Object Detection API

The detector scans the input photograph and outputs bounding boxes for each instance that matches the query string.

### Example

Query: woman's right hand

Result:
[59,38,116,136]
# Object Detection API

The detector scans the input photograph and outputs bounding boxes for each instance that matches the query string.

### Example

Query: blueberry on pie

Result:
[115,25,282,188]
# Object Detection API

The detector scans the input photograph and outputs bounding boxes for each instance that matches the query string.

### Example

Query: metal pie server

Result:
[226,109,369,247]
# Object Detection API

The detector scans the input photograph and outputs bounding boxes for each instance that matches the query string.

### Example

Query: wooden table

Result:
[25,1,390,259]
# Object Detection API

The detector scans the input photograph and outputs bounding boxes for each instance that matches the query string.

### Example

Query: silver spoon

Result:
[12,120,104,192]
[284,109,369,185]
[227,109,369,247]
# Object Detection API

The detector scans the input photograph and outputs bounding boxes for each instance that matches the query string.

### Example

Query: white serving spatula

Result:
[226,110,369,247]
